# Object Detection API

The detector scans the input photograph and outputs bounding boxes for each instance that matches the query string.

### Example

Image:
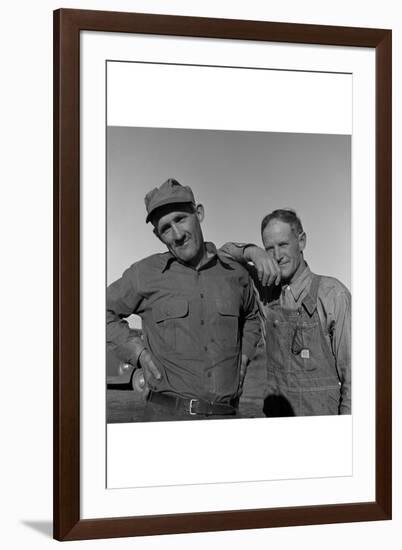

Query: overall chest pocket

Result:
[216,300,240,348]
[290,317,320,372]
[291,318,319,354]
[153,299,189,351]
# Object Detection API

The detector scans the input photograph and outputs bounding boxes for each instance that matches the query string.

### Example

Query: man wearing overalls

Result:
[222,209,351,416]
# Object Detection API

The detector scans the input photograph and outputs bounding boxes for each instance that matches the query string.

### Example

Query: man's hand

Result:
[244,246,281,287]
[136,348,162,399]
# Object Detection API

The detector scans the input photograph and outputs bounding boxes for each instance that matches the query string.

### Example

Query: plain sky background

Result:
[2,1,400,550]
[107,127,351,291]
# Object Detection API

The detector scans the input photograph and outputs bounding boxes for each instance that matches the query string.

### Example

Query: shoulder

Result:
[136,252,170,269]
[315,274,351,315]
[127,252,170,269]
[216,251,253,281]
[316,274,350,297]
[117,253,169,281]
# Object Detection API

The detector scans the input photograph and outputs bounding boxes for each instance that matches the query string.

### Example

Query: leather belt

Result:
[147,391,237,416]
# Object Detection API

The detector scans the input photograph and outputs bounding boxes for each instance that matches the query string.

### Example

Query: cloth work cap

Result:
[145,178,196,223]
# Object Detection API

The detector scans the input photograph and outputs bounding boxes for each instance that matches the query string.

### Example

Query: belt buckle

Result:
[188,399,198,416]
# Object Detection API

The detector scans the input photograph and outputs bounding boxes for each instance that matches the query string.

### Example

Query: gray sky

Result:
[107,127,351,291]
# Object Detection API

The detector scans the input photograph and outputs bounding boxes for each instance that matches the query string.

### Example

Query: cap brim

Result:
[146,198,195,223]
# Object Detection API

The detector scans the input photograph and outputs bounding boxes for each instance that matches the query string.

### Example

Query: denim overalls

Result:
[264,275,341,416]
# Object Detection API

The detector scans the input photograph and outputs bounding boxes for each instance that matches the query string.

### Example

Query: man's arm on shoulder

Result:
[106,262,146,366]
[219,242,253,265]
[220,242,281,287]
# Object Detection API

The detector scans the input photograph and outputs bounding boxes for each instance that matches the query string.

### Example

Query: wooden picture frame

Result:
[53,8,392,541]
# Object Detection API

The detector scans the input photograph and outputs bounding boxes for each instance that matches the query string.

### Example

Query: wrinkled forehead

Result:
[262,219,294,241]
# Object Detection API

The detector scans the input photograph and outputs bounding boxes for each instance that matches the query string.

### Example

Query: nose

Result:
[273,246,282,262]
[171,223,185,242]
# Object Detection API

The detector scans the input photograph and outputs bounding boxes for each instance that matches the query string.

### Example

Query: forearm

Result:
[106,262,145,365]
[337,351,351,414]
[106,316,145,366]
[219,242,257,264]
[336,340,351,414]
[332,290,352,415]
[339,376,351,414]
[221,243,281,288]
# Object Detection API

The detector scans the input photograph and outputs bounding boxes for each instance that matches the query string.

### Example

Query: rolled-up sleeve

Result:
[219,242,256,264]
[106,263,146,365]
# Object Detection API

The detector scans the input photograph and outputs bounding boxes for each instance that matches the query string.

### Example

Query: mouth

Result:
[175,239,191,249]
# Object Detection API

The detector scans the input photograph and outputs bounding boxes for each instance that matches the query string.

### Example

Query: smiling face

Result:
[153,203,205,267]
[262,219,306,283]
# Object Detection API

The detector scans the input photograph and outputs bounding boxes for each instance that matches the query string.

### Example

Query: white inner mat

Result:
[81,31,375,518]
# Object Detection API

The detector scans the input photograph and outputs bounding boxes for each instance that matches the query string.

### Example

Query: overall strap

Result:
[301,275,321,317]
[303,275,336,365]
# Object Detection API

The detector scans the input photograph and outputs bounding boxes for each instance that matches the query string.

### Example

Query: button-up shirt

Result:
[220,243,351,414]
[106,243,261,402]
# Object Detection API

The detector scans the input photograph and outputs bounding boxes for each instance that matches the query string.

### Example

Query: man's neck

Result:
[191,242,212,270]
[286,258,307,286]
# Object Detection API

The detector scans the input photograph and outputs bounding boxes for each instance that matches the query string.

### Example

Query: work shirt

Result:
[220,243,351,415]
[106,242,261,403]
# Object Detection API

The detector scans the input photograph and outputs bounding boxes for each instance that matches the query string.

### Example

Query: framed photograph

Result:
[53,8,392,541]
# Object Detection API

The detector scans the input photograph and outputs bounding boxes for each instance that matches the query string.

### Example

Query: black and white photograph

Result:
[106,125,351,423]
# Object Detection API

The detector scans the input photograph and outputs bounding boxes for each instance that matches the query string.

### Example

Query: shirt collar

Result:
[161,242,226,272]
[285,263,312,302]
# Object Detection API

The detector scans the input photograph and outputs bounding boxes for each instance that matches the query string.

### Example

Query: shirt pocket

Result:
[215,299,240,349]
[153,299,189,351]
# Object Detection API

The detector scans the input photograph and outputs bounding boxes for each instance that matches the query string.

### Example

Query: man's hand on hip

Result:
[136,348,162,399]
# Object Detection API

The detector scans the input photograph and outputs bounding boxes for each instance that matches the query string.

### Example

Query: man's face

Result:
[262,219,306,283]
[153,204,205,266]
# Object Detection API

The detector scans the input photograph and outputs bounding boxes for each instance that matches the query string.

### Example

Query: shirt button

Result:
[201,320,205,325]
[200,293,204,298]
[207,372,212,378]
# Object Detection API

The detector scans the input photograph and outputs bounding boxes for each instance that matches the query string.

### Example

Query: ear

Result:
[298,231,306,252]
[195,204,205,223]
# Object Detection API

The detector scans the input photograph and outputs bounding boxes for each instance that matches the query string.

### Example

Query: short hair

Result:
[261,209,304,237]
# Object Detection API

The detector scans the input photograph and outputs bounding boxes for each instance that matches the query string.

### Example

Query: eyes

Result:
[265,242,289,253]
[159,214,188,236]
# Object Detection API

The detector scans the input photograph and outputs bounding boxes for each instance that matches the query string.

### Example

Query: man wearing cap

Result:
[106,178,261,421]
[221,209,351,417]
